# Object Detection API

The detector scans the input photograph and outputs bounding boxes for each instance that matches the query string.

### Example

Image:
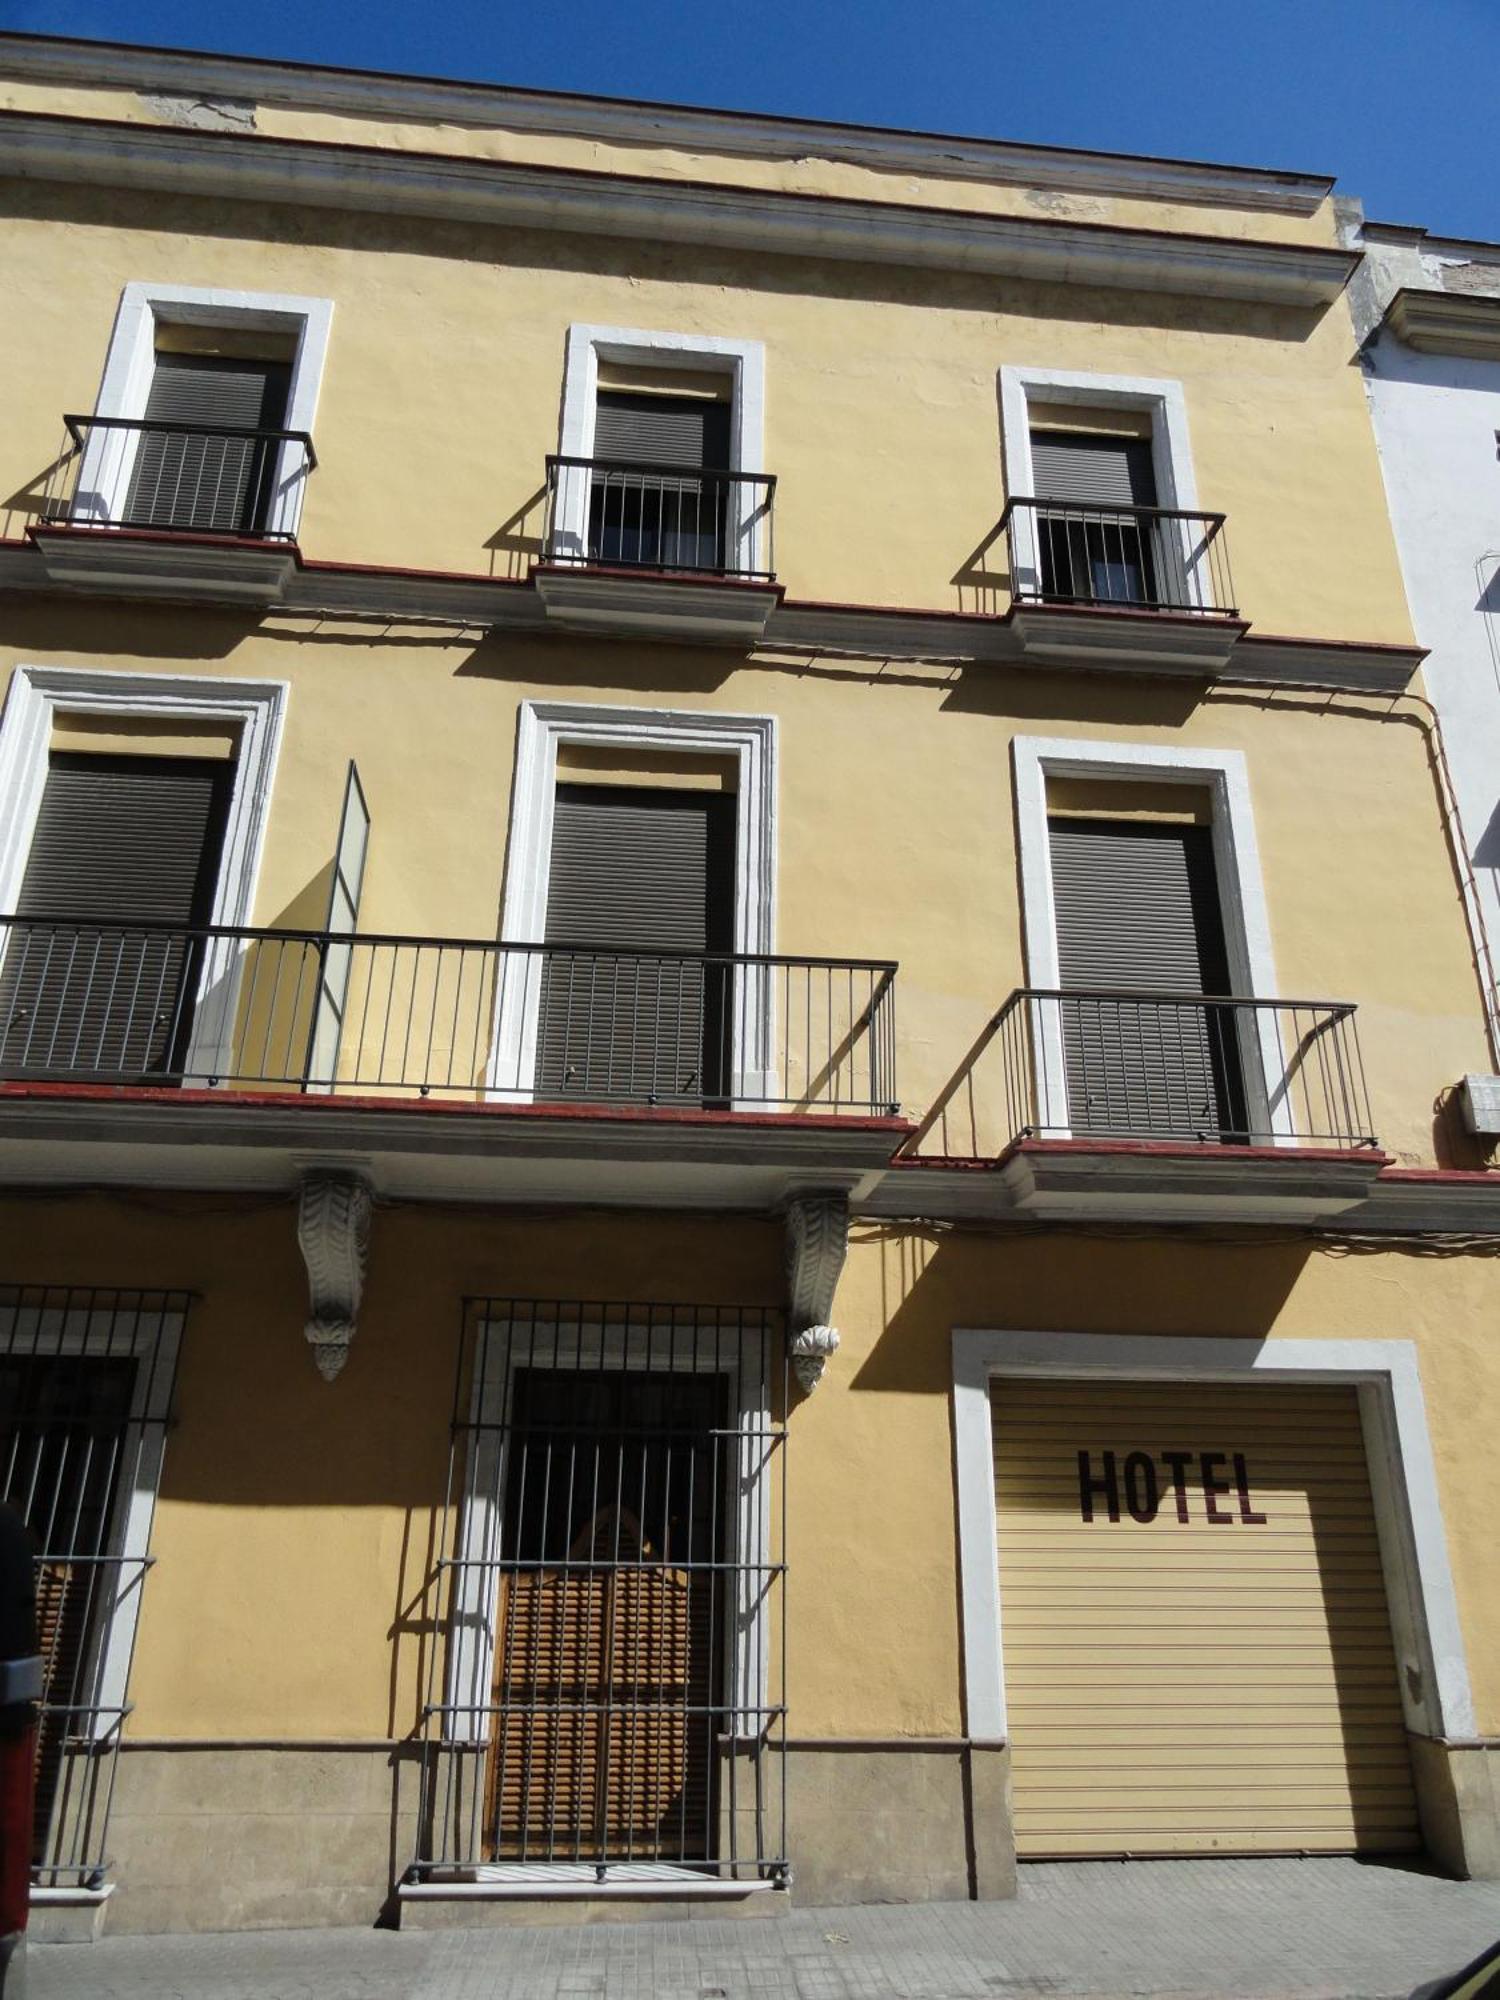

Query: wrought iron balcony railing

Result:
[1000,497,1236,618]
[544,456,776,582]
[44,414,318,541]
[913,988,1375,1160]
[0,917,897,1116]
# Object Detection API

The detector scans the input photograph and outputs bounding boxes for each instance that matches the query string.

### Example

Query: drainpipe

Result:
[1207,676,1500,1073]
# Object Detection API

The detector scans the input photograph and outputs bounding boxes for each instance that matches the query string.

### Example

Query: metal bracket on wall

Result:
[784,1192,849,1393]
[295,1170,374,1381]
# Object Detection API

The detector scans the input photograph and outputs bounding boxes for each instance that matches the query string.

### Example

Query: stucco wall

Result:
[0,180,1411,639]
[0,610,1486,1166]
[4,1193,1498,1752]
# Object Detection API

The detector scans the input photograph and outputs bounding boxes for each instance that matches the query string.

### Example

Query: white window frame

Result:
[1011,733,1288,1142]
[998,365,1211,610]
[951,1328,1475,1748]
[442,1316,774,1835]
[2,1292,186,1748]
[76,283,333,540]
[553,324,768,578]
[0,665,288,1081]
[489,700,777,1106]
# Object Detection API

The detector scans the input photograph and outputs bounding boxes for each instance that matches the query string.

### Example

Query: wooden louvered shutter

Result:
[1047,817,1246,1139]
[537,785,735,1105]
[589,394,731,572]
[124,352,291,534]
[1030,429,1159,607]
[0,753,233,1080]
[486,1369,722,1867]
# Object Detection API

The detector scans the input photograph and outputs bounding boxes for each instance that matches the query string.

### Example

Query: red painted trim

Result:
[1376,1166,1500,1185]
[0,1080,912,1137]
[532,562,784,602]
[892,1138,1393,1171]
[28,523,296,557]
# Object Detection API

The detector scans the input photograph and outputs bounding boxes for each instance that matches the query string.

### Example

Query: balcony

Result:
[534,456,781,643]
[29,414,317,601]
[0,918,904,1208]
[1000,497,1245,671]
[900,988,1387,1222]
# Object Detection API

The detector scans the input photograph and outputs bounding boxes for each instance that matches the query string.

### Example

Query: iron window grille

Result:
[416,1299,787,1888]
[0,1286,187,1890]
[48,416,316,542]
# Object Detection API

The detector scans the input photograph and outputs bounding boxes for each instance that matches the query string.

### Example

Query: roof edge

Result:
[0,29,1336,215]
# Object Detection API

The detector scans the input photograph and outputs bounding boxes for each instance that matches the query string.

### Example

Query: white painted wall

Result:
[1362,330,1500,946]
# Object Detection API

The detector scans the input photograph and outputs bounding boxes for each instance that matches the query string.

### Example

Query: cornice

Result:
[0,538,1423,695]
[0,33,1334,216]
[0,112,1357,307]
[1382,288,1500,363]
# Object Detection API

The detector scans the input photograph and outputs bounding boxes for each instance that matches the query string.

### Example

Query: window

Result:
[491,702,776,1107]
[0,667,287,1088]
[77,284,332,541]
[0,745,235,1082]
[1012,736,1283,1144]
[537,781,737,1106]
[999,368,1224,615]
[1030,422,1160,608]
[427,1300,785,1886]
[588,387,734,574]
[552,327,768,581]
[0,1286,186,1889]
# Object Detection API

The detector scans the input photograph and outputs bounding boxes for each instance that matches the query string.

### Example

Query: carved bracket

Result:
[296,1171,374,1381]
[784,1192,849,1392]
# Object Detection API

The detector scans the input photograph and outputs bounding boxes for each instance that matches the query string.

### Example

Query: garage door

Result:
[993,1379,1420,1857]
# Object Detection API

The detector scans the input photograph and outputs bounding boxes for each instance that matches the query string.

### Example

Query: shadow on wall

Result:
[846,1224,1317,1397]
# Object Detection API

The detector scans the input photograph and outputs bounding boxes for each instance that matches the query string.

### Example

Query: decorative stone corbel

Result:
[784,1192,849,1393]
[296,1170,374,1381]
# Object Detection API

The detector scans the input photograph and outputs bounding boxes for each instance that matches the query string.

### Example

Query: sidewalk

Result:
[27,1857,1500,2000]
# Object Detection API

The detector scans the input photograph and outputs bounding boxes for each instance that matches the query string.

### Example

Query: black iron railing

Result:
[1000,497,1236,618]
[910,988,1375,1159]
[414,1300,786,1885]
[44,414,317,541]
[0,917,897,1115]
[0,1285,188,1891]
[544,456,776,581]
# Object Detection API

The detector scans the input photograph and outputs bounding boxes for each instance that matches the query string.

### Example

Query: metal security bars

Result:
[544,457,777,581]
[912,990,1376,1160]
[1001,497,1236,618]
[0,1286,187,1889]
[415,1301,786,1886]
[0,918,898,1115]
[46,415,317,539]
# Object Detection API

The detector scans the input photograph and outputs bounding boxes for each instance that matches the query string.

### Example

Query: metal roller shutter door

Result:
[992,1378,1419,1857]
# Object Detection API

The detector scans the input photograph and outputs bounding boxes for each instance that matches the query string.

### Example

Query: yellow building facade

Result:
[0,31,1498,1938]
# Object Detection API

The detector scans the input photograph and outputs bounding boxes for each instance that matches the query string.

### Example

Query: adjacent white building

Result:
[1345,218,1500,1053]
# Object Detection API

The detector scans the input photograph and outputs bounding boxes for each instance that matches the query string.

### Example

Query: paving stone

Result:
[23,1858,1500,2000]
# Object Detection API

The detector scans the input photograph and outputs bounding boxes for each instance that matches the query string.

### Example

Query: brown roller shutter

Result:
[537,784,734,1105]
[0,752,232,1080]
[589,394,731,572]
[992,1379,1420,1858]
[1047,816,1246,1139]
[124,352,291,534]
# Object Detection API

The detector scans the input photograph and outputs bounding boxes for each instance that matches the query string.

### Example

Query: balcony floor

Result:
[0,1081,910,1211]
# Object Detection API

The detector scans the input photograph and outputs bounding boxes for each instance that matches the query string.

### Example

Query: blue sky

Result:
[1,0,1496,240]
